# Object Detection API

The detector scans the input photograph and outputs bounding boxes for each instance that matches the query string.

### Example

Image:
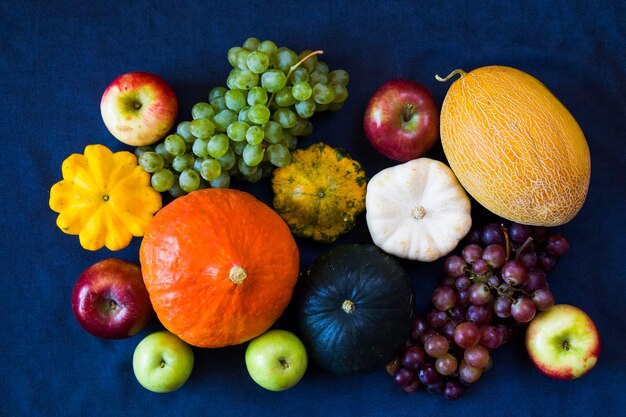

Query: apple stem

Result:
[403,104,414,123]
[562,341,570,351]
[109,299,118,311]
[279,358,290,369]
[266,50,324,107]
[435,69,467,83]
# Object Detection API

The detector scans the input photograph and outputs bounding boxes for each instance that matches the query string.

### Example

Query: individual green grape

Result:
[315,61,329,74]
[275,87,296,107]
[228,46,245,67]
[289,67,309,84]
[261,70,287,93]
[191,102,215,120]
[209,86,228,101]
[200,158,222,181]
[150,168,175,192]
[246,50,270,74]
[168,177,186,198]
[257,40,278,59]
[273,108,297,129]
[237,156,259,176]
[274,48,298,73]
[292,81,312,101]
[232,68,259,90]
[179,169,200,193]
[210,96,228,113]
[288,118,313,137]
[295,99,316,118]
[242,144,265,167]
[266,143,292,167]
[298,50,318,72]
[134,145,153,158]
[176,121,195,143]
[217,148,236,170]
[164,134,186,156]
[248,104,271,124]
[207,134,230,158]
[138,152,164,173]
[231,140,247,155]
[238,106,251,122]
[190,118,216,139]
[328,69,350,86]
[315,103,329,112]
[246,125,264,145]
[312,83,335,105]
[227,121,250,142]
[242,37,260,51]
[331,84,349,103]
[244,168,263,183]
[224,89,247,111]
[247,86,268,106]
[213,109,239,132]
[235,49,250,70]
[281,133,298,151]
[210,172,231,189]
[193,156,205,173]
[171,154,195,172]
[192,138,210,157]
[262,120,283,144]
[309,70,329,86]
[154,143,175,165]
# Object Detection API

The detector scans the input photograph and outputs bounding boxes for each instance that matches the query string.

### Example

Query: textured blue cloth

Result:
[1,1,625,416]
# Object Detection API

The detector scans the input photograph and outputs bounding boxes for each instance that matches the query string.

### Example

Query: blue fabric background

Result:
[1,1,625,416]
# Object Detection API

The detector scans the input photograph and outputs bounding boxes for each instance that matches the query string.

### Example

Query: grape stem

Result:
[267,49,324,107]
[515,236,534,258]
[501,224,511,260]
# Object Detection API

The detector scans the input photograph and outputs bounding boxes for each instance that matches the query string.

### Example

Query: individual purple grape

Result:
[410,317,428,340]
[455,276,471,291]
[459,360,483,384]
[443,380,464,400]
[471,259,490,275]
[418,328,438,345]
[424,334,449,358]
[468,282,491,305]
[537,251,558,272]
[427,309,448,329]
[509,223,531,244]
[417,362,440,385]
[462,244,483,264]
[453,321,481,348]
[432,286,457,311]
[441,275,456,287]
[518,250,538,269]
[511,296,536,323]
[481,223,506,246]
[464,344,490,369]
[482,244,506,268]
[435,353,458,376]
[426,381,445,394]
[479,325,504,349]
[394,367,415,387]
[494,323,514,345]
[531,287,555,311]
[444,255,468,277]
[466,304,493,327]
[502,259,528,285]
[457,289,471,307]
[522,268,547,292]
[545,234,570,256]
[448,304,466,323]
[440,321,457,341]
[402,380,421,393]
[532,226,549,244]
[468,228,482,244]
[488,274,500,287]
[402,345,427,370]
[493,296,512,318]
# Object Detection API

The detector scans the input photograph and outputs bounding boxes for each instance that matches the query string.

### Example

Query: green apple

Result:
[525,304,600,380]
[245,329,308,391]
[133,330,194,393]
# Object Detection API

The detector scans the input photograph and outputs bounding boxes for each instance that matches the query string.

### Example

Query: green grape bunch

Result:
[135,37,350,197]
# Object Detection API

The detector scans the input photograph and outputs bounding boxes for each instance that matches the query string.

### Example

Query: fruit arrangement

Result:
[49,37,600,397]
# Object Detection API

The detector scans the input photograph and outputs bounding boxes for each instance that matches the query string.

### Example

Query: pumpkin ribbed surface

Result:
[439,66,590,226]
[139,188,299,348]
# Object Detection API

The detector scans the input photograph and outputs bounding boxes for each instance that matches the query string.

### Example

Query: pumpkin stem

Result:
[229,265,247,285]
[411,206,427,220]
[435,69,467,83]
[341,299,356,314]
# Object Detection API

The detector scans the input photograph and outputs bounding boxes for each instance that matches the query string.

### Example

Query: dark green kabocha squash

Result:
[294,244,414,375]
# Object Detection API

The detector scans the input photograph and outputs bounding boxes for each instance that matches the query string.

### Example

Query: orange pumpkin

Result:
[139,188,299,348]
[438,66,591,226]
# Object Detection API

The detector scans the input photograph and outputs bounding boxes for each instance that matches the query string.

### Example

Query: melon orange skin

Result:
[439,66,591,226]
[139,189,300,348]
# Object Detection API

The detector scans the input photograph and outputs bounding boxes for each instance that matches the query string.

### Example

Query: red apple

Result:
[525,304,600,380]
[72,258,154,339]
[363,79,439,161]
[100,71,178,146]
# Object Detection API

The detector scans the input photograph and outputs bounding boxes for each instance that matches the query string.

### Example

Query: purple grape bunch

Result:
[387,222,570,399]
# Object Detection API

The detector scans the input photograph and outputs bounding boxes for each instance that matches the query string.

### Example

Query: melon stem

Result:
[435,69,467,82]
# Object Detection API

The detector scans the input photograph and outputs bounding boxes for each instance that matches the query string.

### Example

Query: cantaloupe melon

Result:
[437,66,590,226]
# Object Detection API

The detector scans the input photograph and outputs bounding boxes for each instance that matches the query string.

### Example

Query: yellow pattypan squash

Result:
[271,142,367,243]
[49,144,162,251]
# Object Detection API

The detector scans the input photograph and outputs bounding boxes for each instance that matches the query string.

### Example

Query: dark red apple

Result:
[363,79,439,161]
[71,258,154,339]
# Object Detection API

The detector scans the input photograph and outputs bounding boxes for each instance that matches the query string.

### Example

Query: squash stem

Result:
[435,69,467,83]
[341,299,356,314]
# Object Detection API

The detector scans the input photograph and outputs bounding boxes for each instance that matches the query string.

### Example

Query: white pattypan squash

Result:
[366,158,472,262]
